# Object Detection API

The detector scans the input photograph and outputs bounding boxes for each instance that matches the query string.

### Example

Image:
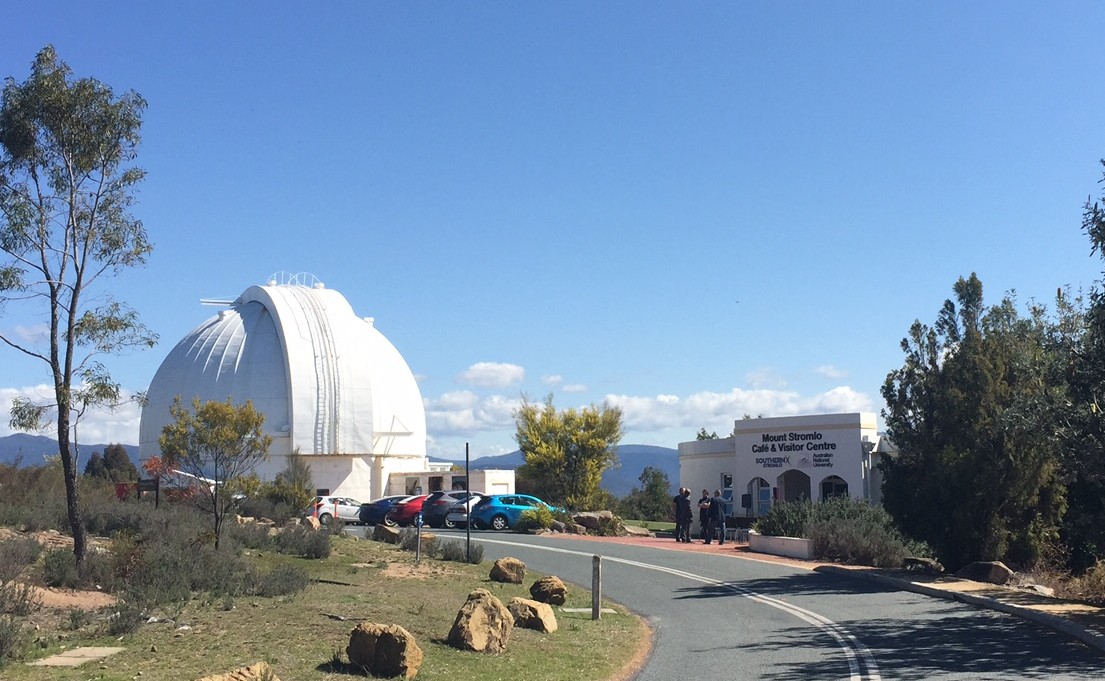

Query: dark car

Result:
[469,494,560,531]
[421,491,482,528]
[386,494,429,527]
[358,495,410,526]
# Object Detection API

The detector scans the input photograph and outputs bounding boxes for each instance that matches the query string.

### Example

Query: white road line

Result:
[474,536,881,681]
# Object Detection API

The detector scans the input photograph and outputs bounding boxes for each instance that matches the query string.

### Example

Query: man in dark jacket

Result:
[704,489,726,545]
[672,487,693,543]
[697,489,711,540]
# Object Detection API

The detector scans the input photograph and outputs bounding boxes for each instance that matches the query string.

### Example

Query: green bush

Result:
[438,539,483,564]
[398,529,439,557]
[0,537,41,583]
[593,514,627,537]
[0,615,26,667]
[104,599,145,636]
[42,548,78,588]
[227,522,278,551]
[252,565,309,597]
[515,506,555,533]
[753,499,813,538]
[276,525,332,559]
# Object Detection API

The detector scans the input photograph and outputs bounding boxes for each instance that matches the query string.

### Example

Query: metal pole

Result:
[592,555,601,620]
[465,442,471,562]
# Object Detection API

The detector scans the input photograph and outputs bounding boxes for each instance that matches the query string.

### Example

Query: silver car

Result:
[443,493,486,529]
[304,495,364,525]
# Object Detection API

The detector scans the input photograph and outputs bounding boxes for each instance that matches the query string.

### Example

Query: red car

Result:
[386,495,428,527]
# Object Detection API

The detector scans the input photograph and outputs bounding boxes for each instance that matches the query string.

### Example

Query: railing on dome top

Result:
[266,271,324,288]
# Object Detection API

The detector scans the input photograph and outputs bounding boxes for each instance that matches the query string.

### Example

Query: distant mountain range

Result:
[0,434,678,498]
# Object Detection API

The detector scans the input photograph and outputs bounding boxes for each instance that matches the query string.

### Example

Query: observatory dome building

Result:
[138,274,428,500]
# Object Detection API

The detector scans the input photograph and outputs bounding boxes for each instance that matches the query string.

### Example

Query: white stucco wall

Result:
[679,413,881,522]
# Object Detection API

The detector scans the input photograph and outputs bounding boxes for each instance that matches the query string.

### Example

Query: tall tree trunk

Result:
[57,410,87,571]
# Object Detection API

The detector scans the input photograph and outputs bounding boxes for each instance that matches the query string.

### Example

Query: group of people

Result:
[671,487,727,545]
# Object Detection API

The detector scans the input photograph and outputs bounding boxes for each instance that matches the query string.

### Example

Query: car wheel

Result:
[443,517,456,529]
[318,512,332,526]
[383,514,397,527]
[490,514,509,531]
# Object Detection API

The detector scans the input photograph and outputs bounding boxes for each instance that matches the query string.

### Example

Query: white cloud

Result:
[745,367,787,389]
[424,391,521,435]
[541,374,562,386]
[562,383,588,393]
[12,324,49,345]
[814,365,847,379]
[458,362,525,389]
[0,385,144,444]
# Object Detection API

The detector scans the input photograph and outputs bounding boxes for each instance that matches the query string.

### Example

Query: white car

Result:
[304,495,363,525]
[443,493,486,529]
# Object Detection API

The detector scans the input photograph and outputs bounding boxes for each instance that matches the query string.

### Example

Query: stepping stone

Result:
[29,646,125,667]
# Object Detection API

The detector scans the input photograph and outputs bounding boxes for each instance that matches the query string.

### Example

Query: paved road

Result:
[430,529,1105,680]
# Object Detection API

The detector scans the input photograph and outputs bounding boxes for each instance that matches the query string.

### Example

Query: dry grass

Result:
[3,534,647,680]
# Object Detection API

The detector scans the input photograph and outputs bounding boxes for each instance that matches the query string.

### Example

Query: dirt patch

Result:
[382,560,463,580]
[32,585,116,610]
[1,528,117,611]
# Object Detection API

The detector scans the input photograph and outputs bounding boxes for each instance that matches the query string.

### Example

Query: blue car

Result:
[469,494,558,531]
[358,495,411,526]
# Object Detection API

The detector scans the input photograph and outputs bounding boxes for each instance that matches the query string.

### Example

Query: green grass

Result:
[4,534,647,681]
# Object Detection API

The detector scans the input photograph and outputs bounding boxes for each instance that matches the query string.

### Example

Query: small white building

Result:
[678,413,891,532]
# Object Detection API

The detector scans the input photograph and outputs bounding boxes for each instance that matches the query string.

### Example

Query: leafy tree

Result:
[881,274,1066,570]
[514,394,623,510]
[158,397,272,549]
[0,46,155,570]
[1056,160,1105,570]
[83,452,108,480]
[266,448,314,511]
[618,466,674,521]
[696,428,719,440]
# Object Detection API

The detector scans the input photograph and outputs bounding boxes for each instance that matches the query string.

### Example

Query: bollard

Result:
[592,555,601,621]
[415,511,423,563]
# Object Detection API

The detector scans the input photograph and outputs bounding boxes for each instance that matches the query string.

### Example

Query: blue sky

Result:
[2,3,1104,460]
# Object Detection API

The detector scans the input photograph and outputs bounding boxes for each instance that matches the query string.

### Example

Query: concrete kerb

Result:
[818,565,1105,655]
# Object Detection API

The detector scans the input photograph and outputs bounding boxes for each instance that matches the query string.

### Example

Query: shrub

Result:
[0,537,41,583]
[227,522,278,551]
[515,506,554,533]
[398,529,439,557]
[0,615,26,667]
[276,525,332,559]
[753,499,812,538]
[104,599,145,636]
[42,548,78,588]
[593,514,626,537]
[0,581,38,617]
[252,565,309,598]
[438,539,483,564]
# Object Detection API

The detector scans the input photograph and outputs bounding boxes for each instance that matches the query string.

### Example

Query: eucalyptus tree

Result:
[0,46,155,568]
[514,394,623,510]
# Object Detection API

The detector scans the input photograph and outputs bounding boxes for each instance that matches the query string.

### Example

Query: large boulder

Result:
[508,597,558,633]
[346,622,423,679]
[956,561,1015,585]
[447,589,514,653]
[196,661,281,681]
[529,576,568,606]
[373,524,401,544]
[304,516,322,530]
[565,523,588,535]
[622,524,653,538]
[571,511,614,531]
[490,557,526,584]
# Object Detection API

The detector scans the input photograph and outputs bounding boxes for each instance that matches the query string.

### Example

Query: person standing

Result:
[673,487,693,543]
[704,489,726,545]
[697,489,711,541]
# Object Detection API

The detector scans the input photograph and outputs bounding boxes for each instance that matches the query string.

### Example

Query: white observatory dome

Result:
[138,276,427,499]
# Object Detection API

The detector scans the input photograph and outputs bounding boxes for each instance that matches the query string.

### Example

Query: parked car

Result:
[304,496,364,525]
[358,495,411,525]
[443,493,487,529]
[469,494,559,531]
[386,494,429,527]
[420,491,480,528]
